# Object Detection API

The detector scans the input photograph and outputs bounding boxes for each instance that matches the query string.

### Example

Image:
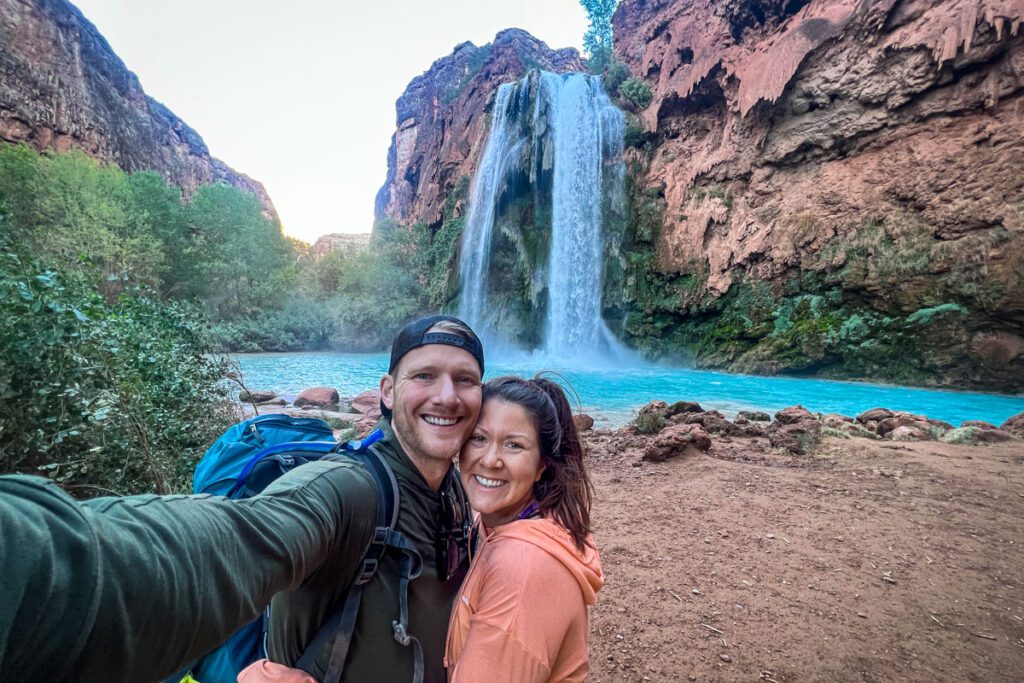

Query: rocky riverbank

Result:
[584,412,1024,681]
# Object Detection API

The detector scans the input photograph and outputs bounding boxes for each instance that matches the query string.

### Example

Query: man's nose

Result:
[435,375,458,404]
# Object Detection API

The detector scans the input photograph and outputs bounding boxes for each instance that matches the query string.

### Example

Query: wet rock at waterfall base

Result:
[821,413,854,428]
[675,410,741,436]
[294,387,340,408]
[351,390,383,419]
[1001,413,1024,438]
[665,401,704,417]
[574,414,595,432]
[888,425,929,441]
[774,406,816,425]
[239,389,276,403]
[857,408,895,424]
[643,424,712,462]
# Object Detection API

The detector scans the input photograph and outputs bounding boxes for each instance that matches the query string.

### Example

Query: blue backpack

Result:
[176,413,423,683]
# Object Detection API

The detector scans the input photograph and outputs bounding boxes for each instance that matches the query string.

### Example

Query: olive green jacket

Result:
[0,457,377,682]
[268,418,469,683]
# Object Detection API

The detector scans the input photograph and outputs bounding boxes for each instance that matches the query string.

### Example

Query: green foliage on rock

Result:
[619,78,653,109]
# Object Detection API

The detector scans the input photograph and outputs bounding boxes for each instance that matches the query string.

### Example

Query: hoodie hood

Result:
[490,517,603,605]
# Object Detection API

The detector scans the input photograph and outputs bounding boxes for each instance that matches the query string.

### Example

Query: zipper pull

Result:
[249,423,266,445]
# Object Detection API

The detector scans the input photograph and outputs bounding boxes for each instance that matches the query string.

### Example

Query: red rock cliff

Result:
[374,28,582,228]
[0,0,275,214]
[608,0,1024,389]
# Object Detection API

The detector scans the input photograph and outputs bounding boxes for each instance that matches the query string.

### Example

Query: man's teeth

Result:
[474,475,505,489]
[423,415,458,426]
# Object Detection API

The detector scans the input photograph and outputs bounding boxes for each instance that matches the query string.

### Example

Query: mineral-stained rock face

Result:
[374,28,583,229]
[606,0,1024,392]
[0,0,275,214]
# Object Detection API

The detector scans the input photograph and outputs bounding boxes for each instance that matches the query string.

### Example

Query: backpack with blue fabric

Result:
[174,413,425,683]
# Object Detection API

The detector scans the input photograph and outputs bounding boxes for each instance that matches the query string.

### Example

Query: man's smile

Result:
[422,415,460,426]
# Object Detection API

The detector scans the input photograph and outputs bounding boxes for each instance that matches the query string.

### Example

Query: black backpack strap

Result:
[294,431,425,683]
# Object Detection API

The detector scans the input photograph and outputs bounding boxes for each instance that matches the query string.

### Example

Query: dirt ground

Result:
[583,430,1024,682]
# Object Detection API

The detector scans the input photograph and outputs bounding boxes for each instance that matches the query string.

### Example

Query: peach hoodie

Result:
[444,517,603,683]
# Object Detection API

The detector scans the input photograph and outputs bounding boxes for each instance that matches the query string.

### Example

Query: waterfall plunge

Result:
[457,71,629,364]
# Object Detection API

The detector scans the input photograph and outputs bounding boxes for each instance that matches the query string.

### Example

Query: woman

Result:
[446,375,603,683]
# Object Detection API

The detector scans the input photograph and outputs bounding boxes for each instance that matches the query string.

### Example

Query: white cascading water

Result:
[540,72,626,359]
[458,70,629,362]
[457,84,525,342]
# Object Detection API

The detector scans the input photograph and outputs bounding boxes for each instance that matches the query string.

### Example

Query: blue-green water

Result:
[232,352,1024,428]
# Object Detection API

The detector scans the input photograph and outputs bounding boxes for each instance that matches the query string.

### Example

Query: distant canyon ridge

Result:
[0,0,275,216]
[374,0,1024,393]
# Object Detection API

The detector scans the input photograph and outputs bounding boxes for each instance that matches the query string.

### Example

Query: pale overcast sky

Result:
[70,1,589,243]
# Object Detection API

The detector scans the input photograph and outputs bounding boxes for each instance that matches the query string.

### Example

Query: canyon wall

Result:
[0,0,275,213]
[606,0,1024,390]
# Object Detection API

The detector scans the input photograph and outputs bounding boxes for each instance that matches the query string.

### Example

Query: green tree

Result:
[581,0,618,72]
[0,225,235,495]
[187,183,295,318]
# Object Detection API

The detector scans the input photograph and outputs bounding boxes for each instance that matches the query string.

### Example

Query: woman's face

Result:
[460,399,546,528]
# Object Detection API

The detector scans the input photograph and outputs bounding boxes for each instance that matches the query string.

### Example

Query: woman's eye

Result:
[470,434,486,444]
[505,441,523,450]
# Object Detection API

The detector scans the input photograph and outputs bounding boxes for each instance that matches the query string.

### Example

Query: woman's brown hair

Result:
[481,374,593,551]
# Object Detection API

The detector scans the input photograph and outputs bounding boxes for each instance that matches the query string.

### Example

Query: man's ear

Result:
[380,374,395,410]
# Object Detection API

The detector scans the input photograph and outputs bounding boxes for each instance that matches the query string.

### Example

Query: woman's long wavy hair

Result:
[481,374,593,551]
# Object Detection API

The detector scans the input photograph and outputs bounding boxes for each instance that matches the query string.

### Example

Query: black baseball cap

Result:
[381,315,485,417]
[388,315,484,375]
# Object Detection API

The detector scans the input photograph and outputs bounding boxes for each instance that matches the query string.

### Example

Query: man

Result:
[261,314,484,682]
[0,315,484,683]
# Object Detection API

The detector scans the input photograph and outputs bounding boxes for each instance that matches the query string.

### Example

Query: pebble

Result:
[719,654,732,662]
[692,588,702,595]
[766,534,775,539]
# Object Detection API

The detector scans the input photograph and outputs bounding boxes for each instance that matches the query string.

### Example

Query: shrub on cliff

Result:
[619,78,653,109]
[0,233,235,496]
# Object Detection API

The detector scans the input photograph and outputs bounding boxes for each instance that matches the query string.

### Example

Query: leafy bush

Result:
[0,237,236,495]
[634,408,667,434]
[619,78,653,109]
[603,61,629,93]
[941,427,980,445]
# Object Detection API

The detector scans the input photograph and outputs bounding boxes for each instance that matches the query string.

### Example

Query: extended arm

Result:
[0,460,376,682]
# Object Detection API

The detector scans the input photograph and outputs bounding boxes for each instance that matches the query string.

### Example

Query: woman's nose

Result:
[479,443,502,469]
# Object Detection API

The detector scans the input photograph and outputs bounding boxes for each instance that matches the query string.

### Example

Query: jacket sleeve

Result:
[449,541,584,683]
[0,460,378,683]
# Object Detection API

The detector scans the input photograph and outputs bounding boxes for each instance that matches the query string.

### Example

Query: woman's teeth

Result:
[474,475,505,489]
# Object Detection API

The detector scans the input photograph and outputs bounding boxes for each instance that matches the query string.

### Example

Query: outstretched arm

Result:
[0,459,376,682]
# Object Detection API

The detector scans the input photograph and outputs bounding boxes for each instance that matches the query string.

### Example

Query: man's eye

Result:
[414,373,433,381]
[457,376,479,386]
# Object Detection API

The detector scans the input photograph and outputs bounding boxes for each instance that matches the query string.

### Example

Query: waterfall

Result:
[458,70,628,362]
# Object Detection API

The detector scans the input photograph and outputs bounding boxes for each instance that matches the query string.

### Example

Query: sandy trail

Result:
[584,431,1024,682]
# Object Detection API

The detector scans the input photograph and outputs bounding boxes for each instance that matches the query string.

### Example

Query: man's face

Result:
[380,343,482,469]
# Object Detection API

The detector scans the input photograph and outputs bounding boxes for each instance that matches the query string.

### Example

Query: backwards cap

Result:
[388,314,484,375]
[381,315,485,417]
